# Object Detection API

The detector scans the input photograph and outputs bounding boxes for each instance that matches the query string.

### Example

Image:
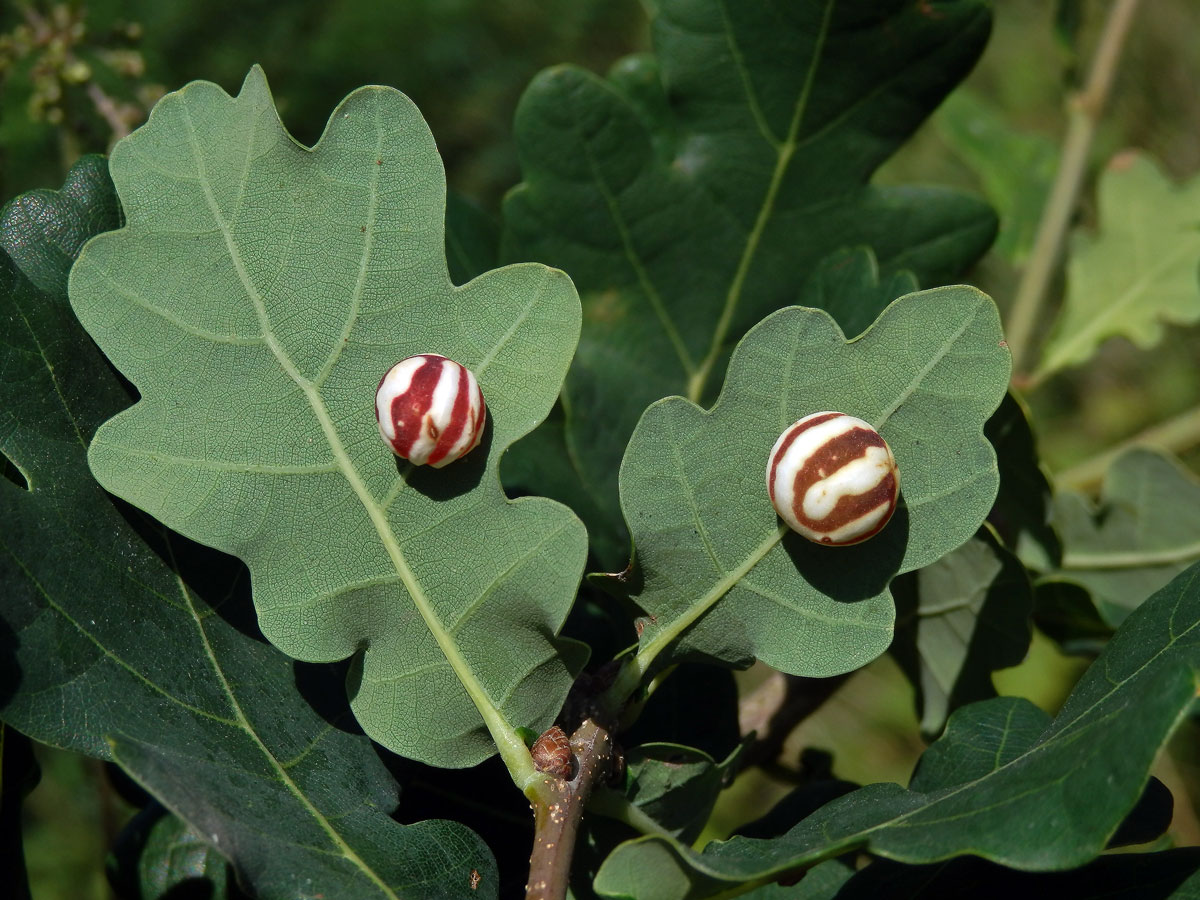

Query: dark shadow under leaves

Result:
[782,497,909,602]
[397,418,492,501]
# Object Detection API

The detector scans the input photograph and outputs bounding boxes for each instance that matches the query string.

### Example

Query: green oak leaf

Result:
[445,191,499,285]
[0,168,496,899]
[108,806,240,900]
[935,89,1057,265]
[1036,152,1200,380]
[68,67,587,770]
[0,154,123,296]
[1034,580,1115,656]
[1040,447,1200,630]
[891,529,1033,737]
[594,561,1200,898]
[502,0,997,563]
[592,742,743,845]
[610,287,1010,674]
[796,246,919,342]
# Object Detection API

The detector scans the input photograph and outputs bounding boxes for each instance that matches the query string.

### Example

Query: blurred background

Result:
[3,0,1198,896]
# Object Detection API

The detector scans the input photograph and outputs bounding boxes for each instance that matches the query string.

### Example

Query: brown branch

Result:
[739,673,849,771]
[1006,0,1142,377]
[525,720,613,900]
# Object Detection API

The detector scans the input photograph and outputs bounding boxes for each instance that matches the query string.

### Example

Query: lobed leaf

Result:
[610,287,1010,674]
[891,530,1033,737]
[68,67,587,769]
[935,89,1057,264]
[0,154,123,296]
[1043,447,1200,629]
[796,246,919,341]
[1036,152,1200,380]
[594,560,1200,897]
[502,0,997,562]
[0,162,496,899]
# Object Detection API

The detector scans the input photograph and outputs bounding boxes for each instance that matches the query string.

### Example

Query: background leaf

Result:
[0,154,122,296]
[594,560,1200,897]
[502,0,996,563]
[0,153,497,900]
[68,67,587,769]
[935,89,1057,264]
[108,804,243,900]
[613,287,1010,674]
[796,246,918,341]
[593,742,742,845]
[1041,447,1200,629]
[1036,152,1200,380]
[891,530,1033,736]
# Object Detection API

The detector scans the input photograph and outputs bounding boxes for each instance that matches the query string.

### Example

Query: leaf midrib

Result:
[178,97,532,786]
[178,550,401,900]
[1039,231,1200,376]
[686,0,836,403]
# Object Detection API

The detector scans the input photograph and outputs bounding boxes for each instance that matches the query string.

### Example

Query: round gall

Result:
[766,412,899,546]
[375,354,486,467]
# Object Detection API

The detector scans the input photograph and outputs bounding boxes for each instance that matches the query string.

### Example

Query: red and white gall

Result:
[766,411,900,546]
[375,354,486,467]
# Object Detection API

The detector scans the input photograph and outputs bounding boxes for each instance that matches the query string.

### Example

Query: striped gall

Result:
[766,411,899,546]
[375,354,486,467]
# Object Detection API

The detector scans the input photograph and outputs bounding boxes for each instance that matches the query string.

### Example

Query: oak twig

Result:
[1006,0,1141,377]
[525,720,614,900]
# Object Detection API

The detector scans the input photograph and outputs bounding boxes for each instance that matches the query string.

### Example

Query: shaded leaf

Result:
[983,391,1059,569]
[445,191,499,285]
[623,664,740,761]
[1043,447,1200,629]
[593,742,742,845]
[69,67,586,769]
[108,804,243,900]
[935,89,1057,264]
[796,246,918,341]
[1108,776,1175,849]
[0,154,122,296]
[611,288,1009,674]
[594,560,1200,896]
[502,0,997,562]
[1034,579,1113,656]
[891,529,1033,736]
[0,163,497,900]
[1036,152,1200,380]
[737,861,852,900]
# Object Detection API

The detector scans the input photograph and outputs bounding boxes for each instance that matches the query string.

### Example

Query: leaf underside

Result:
[612,288,1010,675]
[0,159,497,899]
[69,66,587,769]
